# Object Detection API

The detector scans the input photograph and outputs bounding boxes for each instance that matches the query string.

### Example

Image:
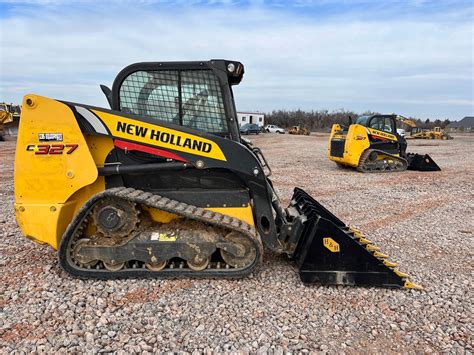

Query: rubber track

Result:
[357,149,408,173]
[59,187,263,280]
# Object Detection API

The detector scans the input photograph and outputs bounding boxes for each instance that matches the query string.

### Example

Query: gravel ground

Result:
[1,134,473,353]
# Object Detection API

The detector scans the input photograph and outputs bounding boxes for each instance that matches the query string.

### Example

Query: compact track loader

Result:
[289,125,310,135]
[15,60,421,289]
[328,114,441,172]
[0,107,13,140]
[0,102,20,141]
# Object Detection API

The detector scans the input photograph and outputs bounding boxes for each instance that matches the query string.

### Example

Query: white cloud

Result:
[0,2,472,119]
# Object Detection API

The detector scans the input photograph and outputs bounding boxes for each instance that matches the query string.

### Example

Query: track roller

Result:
[145,261,167,271]
[187,257,211,271]
[103,261,125,272]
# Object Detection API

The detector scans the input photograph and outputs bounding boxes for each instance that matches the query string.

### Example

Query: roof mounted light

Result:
[227,63,235,73]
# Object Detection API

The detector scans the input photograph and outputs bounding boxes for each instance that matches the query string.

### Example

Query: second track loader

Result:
[328,115,441,172]
[0,102,20,141]
[15,60,421,289]
[289,125,310,135]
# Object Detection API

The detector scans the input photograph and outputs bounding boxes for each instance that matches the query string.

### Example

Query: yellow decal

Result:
[93,110,226,161]
[367,128,397,141]
[323,237,340,252]
[151,232,177,242]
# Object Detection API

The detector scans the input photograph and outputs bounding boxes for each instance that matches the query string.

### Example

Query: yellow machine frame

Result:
[14,95,254,249]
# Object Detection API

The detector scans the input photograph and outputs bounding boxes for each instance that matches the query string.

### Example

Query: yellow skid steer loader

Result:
[328,115,441,172]
[15,60,420,289]
[0,102,20,141]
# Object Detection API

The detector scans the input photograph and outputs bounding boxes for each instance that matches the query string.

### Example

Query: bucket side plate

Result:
[407,153,441,171]
[290,188,421,289]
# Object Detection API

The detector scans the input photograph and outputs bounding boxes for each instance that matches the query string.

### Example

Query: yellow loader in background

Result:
[289,125,310,135]
[0,102,21,141]
[328,114,441,172]
[408,126,452,140]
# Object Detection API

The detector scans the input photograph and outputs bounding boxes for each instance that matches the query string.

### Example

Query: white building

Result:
[237,112,264,128]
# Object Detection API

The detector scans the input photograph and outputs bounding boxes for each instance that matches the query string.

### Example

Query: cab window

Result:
[369,116,393,133]
[355,115,369,126]
[119,69,228,134]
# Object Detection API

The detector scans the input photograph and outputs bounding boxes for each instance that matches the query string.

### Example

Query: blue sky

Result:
[0,0,473,120]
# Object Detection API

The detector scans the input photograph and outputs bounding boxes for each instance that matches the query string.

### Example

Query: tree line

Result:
[264,109,451,132]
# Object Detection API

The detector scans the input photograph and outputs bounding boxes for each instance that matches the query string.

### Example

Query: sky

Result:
[0,0,473,121]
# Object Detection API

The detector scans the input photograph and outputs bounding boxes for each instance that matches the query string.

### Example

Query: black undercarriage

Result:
[60,187,262,279]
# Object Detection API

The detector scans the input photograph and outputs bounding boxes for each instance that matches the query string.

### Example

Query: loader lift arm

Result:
[396,115,417,128]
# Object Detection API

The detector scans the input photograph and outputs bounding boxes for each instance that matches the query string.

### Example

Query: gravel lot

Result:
[1,134,473,353]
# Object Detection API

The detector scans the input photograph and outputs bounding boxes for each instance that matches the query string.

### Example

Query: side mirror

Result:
[348,115,353,125]
[100,85,113,108]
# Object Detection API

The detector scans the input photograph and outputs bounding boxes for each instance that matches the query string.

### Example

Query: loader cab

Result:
[367,115,396,134]
[106,60,244,141]
[356,114,406,156]
[95,60,271,234]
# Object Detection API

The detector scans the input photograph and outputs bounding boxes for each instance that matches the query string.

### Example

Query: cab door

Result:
[366,115,400,155]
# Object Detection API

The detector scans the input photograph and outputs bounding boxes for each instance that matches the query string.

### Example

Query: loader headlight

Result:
[227,63,235,73]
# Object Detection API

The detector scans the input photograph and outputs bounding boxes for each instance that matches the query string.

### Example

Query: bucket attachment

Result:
[406,153,441,171]
[289,188,422,289]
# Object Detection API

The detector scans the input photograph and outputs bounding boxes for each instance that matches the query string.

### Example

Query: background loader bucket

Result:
[406,153,441,171]
[289,188,421,289]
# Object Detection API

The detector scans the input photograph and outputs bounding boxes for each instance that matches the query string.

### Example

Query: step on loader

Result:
[14,60,421,289]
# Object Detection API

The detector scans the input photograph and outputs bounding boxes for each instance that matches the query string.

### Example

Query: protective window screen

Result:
[119,69,228,133]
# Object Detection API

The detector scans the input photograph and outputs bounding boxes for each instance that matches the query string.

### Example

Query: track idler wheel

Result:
[72,239,98,268]
[368,151,378,161]
[220,231,256,268]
